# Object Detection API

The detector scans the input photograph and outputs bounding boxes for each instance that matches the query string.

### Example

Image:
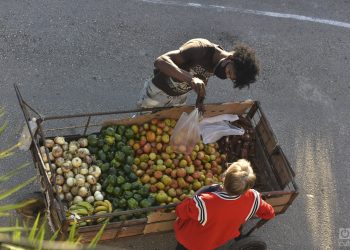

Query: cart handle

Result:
[237,219,269,240]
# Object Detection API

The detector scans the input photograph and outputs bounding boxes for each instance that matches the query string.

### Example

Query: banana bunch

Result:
[93,200,112,223]
[66,201,94,226]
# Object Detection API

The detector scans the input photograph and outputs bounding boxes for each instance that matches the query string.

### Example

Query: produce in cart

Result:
[39,136,108,222]
[39,113,263,228]
[16,84,298,244]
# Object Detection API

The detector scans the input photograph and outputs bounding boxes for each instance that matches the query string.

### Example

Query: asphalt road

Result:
[1,0,350,249]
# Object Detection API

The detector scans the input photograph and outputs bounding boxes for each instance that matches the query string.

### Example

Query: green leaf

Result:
[0,107,5,118]
[0,176,35,200]
[88,220,109,249]
[49,227,61,241]
[75,235,82,245]
[0,151,14,159]
[36,221,45,250]
[0,121,8,135]
[0,141,22,159]
[23,219,29,232]
[0,244,26,250]
[28,213,40,242]
[12,219,21,242]
[0,163,29,185]
[68,221,77,242]
[0,227,26,233]
[0,198,37,213]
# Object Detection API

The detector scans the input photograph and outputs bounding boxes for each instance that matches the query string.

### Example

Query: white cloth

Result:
[137,78,188,108]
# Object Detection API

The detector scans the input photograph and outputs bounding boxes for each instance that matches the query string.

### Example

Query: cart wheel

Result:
[231,236,267,250]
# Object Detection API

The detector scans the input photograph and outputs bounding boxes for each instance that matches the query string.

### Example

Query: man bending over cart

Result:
[137,38,260,112]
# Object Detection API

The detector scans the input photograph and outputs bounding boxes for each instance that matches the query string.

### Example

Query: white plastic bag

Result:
[199,114,245,144]
[19,118,37,151]
[200,114,239,124]
[170,108,201,154]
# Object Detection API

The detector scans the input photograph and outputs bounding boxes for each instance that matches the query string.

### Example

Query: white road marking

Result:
[295,128,336,250]
[141,0,350,29]
[187,3,201,7]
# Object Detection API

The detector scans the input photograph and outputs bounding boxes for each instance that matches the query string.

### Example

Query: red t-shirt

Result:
[174,189,275,250]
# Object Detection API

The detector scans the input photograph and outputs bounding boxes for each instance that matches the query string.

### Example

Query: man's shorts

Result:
[137,78,188,108]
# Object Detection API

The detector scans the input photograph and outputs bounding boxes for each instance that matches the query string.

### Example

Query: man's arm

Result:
[154,50,191,83]
[154,50,206,98]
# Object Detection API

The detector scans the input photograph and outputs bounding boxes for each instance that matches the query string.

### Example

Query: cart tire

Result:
[231,236,267,250]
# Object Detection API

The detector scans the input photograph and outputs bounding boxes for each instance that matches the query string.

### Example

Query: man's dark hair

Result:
[231,43,260,89]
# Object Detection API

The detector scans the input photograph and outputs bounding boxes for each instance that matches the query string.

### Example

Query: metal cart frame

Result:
[14,84,298,245]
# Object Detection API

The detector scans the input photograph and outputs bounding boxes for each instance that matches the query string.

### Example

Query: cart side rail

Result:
[248,102,297,191]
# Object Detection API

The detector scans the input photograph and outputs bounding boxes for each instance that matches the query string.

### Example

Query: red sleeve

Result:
[256,196,275,220]
[175,197,200,221]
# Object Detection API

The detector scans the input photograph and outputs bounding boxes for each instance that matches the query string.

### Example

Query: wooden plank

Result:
[116,224,146,238]
[147,211,176,223]
[256,116,277,155]
[80,228,117,243]
[78,219,149,242]
[143,220,175,234]
[270,147,294,189]
[265,194,292,206]
[102,101,254,127]
[250,138,281,191]
[271,205,285,214]
[78,218,147,233]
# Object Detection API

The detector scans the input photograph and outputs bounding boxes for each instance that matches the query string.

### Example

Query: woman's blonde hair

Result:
[223,159,256,195]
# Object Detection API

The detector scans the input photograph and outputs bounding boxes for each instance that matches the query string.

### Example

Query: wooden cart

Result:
[15,85,298,249]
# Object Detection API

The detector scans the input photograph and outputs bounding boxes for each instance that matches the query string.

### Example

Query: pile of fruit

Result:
[66,200,112,226]
[40,136,104,205]
[41,117,234,225]
[91,118,227,207]
[218,116,256,162]
[86,125,155,219]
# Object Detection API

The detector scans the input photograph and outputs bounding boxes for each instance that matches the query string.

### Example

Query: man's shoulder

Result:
[180,38,216,50]
[179,38,218,64]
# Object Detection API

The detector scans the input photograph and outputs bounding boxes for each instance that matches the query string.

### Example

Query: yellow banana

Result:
[78,221,87,227]
[95,210,108,223]
[95,210,107,215]
[76,201,94,214]
[70,208,89,216]
[69,221,78,226]
[104,200,113,213]
[69,204,87,211]
[94,201,109,207]
[94,206,108,213]
[68,205,81,211]
[96,218,107,223]
[68,219,87,226]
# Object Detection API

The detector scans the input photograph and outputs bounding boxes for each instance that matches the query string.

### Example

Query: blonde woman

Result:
[174,159,275,250]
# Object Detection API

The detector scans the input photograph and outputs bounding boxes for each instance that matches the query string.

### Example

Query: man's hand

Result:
[196,95,205,113]
[190,77,206,98]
